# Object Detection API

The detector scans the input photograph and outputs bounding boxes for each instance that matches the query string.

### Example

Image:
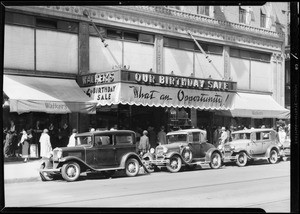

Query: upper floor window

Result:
[230,48,271,62]
[166,6,183,11]
[90,26,154,44]
[239,7,247,24]
[197,6,210,16]
[260,11,266,28]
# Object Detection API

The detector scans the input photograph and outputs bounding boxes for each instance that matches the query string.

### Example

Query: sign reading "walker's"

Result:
[78,70,237,92]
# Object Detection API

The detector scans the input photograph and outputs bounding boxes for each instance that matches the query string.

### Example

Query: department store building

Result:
[2,4,290,141]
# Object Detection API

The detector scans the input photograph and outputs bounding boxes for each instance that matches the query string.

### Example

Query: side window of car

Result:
[94,136,102,146]
[261,132,270,140]
[116,134,133,145]
[101,135,112,145]
[256,132,261,140]
[192,132,200,143]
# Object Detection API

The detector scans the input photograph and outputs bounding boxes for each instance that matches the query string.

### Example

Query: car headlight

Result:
[163,147,168,154]
[230,145,235,150]
[57,148,63,159]
[218,145,223,150]
[150,148,155,154]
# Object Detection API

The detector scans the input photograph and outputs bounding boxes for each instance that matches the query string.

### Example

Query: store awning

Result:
[81,82,236,110]
[3,75,96,114]
[215,92,290,119]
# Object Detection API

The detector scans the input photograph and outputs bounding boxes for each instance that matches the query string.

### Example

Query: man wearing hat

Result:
[219,127,228,146]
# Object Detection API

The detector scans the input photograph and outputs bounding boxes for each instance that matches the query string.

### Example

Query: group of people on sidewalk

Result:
[3,119,78,163]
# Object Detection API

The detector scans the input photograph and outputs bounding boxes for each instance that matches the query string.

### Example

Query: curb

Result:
[5,176,41,184]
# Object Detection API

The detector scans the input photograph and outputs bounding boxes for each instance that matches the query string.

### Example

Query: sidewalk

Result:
[4,158,42,183]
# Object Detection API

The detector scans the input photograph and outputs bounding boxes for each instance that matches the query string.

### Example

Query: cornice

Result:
[6,5,284,53]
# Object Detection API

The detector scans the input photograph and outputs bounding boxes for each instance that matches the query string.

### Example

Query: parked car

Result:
[142,129,223,173]
[39,130,150,182]
[221,128,283,166]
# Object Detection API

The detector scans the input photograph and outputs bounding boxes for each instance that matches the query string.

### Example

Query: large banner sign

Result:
[82,83,234,110]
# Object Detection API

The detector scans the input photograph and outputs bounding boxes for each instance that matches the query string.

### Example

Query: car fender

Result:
[119,152,151,173]
[58,156,94,170]
[205,148,223,162]
[165,151,182,160]
[265,145,281,157]
[142,152,154,161]
[231,149,251,159]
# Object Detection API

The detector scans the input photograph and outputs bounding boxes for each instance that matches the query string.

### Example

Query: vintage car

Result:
[221,128,283,166]
[142,129,223,173]
[280,137,290,160]
[39,130,150,182]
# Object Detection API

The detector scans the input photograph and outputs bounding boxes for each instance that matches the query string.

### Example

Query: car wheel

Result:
[61,162,81,182]
[39,162,53,182]
[166,156,182,173]
[236,152,248,167]
[268,149,278,164]
[142,158,155,173]
[182,148,193,163]
[209,152,222,169]
[125,158,140,177]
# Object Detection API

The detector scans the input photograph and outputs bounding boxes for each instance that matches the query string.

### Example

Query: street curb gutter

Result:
[5,177,41,184]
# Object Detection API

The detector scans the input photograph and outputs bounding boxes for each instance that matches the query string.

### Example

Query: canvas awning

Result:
[81,82,235,110]
[215,92,290,119]
[3,74,96,114]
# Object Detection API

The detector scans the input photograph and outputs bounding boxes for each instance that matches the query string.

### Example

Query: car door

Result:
[261,131,272,152]
[88,134,117,169]
[249,132,264,155]
[188,132,201,158]
[114,133,136,165]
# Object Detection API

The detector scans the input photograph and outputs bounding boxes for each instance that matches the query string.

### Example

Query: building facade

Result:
[2,4,290,146]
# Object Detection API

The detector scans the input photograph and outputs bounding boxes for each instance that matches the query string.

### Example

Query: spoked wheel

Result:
[39,162,53,181]
[125,158,140,177]
[61,162,81,182]
[209,152,222,169]
[236,152,248,167]
[268,149,279,164]
[166,156,182,173]
[182,148,193,163]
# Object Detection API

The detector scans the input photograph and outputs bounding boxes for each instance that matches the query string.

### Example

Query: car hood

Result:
[226,139,250,147]
[157,142,187,151]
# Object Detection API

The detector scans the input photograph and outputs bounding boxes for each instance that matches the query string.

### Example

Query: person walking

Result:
[138,130,150,155]
[39,129,52,159]
[20,129,33,162]
[157,126,167,145]
[278,126,287,144]
[148,126,157,149]
[219,127,228,147]
[67,129,78,147]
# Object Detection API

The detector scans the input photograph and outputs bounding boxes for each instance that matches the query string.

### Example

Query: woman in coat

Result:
[39,129,52,159]
[20,129,33,162]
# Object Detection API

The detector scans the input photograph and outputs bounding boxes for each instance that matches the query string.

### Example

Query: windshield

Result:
[167,134,187,144]
[232,133,251,140]
[75,136,93,146]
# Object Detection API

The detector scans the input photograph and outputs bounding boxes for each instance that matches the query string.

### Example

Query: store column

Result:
[78,21,91,132]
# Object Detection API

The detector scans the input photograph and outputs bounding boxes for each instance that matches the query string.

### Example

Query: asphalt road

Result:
[4,160,290,212]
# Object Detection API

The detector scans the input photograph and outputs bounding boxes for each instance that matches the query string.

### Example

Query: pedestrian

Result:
[59,123,70,147]
[33,120,43,158]
[3,130,14,157]
[157,126,167,145]
[138,130,150,155]
[219,127,228,146]
[67,129,78,147]
[20,129,33,162]
[213,126,221,147]
[278,126,286,144]
[39,129,52,159]
[48,122,59,149]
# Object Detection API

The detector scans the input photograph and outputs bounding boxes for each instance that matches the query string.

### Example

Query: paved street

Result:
[4,160,290,212]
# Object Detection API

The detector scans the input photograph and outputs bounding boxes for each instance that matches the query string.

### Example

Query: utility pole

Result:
[187,31,223,79]
[83,10,121,68]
